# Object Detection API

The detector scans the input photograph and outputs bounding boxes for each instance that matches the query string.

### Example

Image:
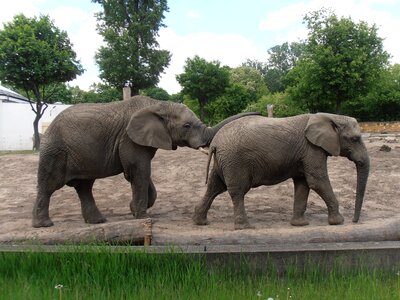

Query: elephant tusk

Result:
[199,147,209,155]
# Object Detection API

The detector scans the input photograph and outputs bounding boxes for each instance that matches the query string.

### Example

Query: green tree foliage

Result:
[68,84,120,104]
[93,0,171,96]
[230,66,269,100]
[207,84,252,124]
[207,66,269,123]
[242,59,268,76]
[287,9,390,114]
[0,14,83,149]
[264,42,305,93]
[245,92,306,117]
[176,55,230,121]
[343,64,400,121]
[141,86,170,100]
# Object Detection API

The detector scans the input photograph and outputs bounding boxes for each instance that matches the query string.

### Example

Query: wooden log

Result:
[152,218,400,246]
[0,219,152,245]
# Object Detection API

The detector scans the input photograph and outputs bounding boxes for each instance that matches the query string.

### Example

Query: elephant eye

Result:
[183,123,191,129]
[351,136,361,142]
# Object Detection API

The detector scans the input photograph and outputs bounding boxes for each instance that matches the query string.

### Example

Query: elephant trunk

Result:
[352,148,370,223]
[202,112,259,146]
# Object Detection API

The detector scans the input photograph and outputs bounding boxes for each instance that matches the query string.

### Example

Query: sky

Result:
[1,0,400,95]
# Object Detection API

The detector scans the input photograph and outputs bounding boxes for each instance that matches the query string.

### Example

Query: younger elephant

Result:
[193,113,370,230]
[32,96,259,228]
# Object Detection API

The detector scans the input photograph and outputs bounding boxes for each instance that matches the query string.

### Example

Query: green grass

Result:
[0,247,399,300]
[0,150,38,156]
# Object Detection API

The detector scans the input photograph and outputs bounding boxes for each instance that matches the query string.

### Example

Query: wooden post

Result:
[143,219,152,246]
[267,104,274,118]
[123,86,131,100]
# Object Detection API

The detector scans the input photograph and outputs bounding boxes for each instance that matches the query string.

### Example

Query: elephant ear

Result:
[126,105,173,150]
[305,113,340,156]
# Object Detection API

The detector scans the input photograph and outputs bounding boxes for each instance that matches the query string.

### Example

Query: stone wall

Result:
[359,121,400,133]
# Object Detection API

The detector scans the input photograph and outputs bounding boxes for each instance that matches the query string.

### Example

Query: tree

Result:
[141,86,170,100]
[287,9,390,113]
[94,0,171,95]
[176,55,230,121]
[230,66,269,101]
[205,66,269,124]
[0,14,83,149]
[264,42,305,93]
[242,59,268,76]
[207,83,252,124]
[67,84,120,104]
[343,64,400,121]
[244,92,306,117]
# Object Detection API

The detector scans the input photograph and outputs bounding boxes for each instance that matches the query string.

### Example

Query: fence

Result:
[0,101,71,150]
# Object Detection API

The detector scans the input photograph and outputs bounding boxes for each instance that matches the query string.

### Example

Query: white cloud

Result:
[259,2,307,31]
[0,1,102,90]
[187,10,201,19]
[48,6,103,90]
[157,28,268,94]
[0,0,42,27]
[259,0,400,63]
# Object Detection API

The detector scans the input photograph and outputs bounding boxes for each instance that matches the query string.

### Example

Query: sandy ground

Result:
[0,135,399,245]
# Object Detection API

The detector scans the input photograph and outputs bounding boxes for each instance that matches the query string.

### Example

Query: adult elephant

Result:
[32,96,259,228]
[193,113,370,230]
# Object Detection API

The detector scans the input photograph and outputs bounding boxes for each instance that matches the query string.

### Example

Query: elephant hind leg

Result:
[228,187,253,230]
[32,191,55,228]
[74,179,106,224]
[32,153,67,228]
[290,177,310,226]
[193,169,227,225]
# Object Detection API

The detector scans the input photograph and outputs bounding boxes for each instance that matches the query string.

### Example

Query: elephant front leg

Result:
[147,178,157,209]
[306,173,344,225]
[129,166,151,219]
[290,177,310,226]
[193,169,227,226]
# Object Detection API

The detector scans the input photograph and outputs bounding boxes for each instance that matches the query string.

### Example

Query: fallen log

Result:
[0,219,152,246]
[152,217,400,246]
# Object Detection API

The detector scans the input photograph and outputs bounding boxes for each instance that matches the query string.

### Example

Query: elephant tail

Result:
[205,146,216,185]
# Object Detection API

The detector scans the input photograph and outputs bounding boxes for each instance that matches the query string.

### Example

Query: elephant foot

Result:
[32,217,54,228]
[328,213,344,225]
[290,216,309,226]
[134,211,149,219]
[234,221,255,230]
[85,215,107,224]
[192,215,209,226]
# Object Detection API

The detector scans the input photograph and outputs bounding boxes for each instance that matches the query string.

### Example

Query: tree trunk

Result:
[30,85,47,151]
[130,86,140,96]
[199,97,206,122]
[33,115,41,150]
[335,96,342,114]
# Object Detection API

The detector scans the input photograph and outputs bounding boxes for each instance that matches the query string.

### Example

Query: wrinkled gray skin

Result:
[193,113,370,230]
[32,96,259,228]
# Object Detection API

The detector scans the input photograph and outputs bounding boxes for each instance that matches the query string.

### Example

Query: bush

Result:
[245,92,306,117]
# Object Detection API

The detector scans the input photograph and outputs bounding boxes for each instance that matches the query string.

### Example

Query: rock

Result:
[380,145,392,152]
[384,137,398,143]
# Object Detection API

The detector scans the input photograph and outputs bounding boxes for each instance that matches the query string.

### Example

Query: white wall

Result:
[0,101,71,150]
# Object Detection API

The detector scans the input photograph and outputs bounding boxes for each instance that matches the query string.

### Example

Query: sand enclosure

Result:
[0,135,399,245]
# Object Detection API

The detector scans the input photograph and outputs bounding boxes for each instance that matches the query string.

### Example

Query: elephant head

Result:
[305,113,370,222]
[126,102,258,150]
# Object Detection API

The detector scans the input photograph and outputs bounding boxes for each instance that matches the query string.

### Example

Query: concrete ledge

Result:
[1,241,399,273]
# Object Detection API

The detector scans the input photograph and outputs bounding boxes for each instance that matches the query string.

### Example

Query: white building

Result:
[0,85,71,150]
